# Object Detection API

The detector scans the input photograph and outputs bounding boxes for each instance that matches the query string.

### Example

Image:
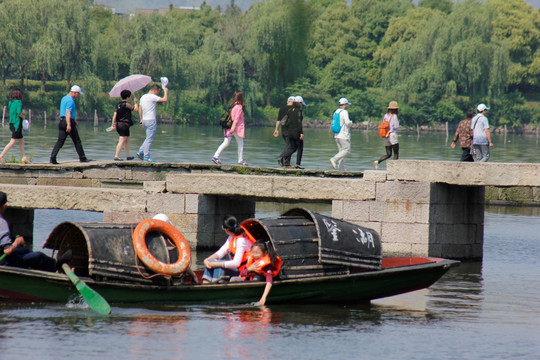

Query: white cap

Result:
[70,85,84,95]
[287,96,295,102]
[153,213,172,224]
[338,98,351,105]
[294,96,306,105]
[477,103,490,112]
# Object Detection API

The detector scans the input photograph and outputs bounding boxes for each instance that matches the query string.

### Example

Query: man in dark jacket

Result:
[273,96,305,168]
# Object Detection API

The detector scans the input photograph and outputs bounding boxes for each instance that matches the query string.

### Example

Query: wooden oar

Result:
[62,263,111,315]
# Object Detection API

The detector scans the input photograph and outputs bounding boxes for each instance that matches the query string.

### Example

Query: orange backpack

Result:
[378,117,391,138]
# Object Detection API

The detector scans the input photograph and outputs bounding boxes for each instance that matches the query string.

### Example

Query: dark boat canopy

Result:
[44,222,178,284]
[43,208,381,282]
[241,208,382,279]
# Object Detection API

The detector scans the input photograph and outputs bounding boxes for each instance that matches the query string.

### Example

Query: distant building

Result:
[93,1,200,15]
[134,6,200,16]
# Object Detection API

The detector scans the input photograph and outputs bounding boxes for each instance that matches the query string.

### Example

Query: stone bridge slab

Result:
[388,160,540,186]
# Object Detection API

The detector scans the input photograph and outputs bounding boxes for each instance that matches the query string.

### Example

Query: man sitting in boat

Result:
[202,215,255,283]
[0,191,70,272]
[232,240,282,305]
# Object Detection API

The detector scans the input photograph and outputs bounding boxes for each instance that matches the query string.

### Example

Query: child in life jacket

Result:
[234,240,282,306]
[202,215,254,284]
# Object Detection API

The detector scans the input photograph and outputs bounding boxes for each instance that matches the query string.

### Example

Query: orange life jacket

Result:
[229,235,255,266]
[242,253,282,280]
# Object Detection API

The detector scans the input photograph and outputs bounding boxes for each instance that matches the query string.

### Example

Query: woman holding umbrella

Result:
[111,90,138,161]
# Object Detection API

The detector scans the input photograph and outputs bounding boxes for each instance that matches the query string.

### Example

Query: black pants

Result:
[296,139,304,166]
[50,118,87,161]
[460,147,474,162]
[279,134,301,166]
[378,143,399,164]
[5,248,56,272]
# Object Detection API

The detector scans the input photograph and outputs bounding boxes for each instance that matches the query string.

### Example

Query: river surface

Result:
[0,123,539,359]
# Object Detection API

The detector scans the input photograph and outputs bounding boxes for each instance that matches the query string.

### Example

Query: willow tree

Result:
[127,13,187,89]
[31,0,64,92]
[308,4,366,72]
[46,0,91,89]
[0,0,41,87]
[187,33,246,106]
[243,0,311,106]
[88,6,124,82]
[374,7,438,68]
[352,0,414,44]
[381,0,509,107]
[0,5,15,85]
[487,0,540,89]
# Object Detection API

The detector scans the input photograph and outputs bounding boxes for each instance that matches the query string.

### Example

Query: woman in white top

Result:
[374,101,400,169]
[202,215,253,283]
[330,98,353,171]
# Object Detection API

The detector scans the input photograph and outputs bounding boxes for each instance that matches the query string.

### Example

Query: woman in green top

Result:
[0,89,29,164]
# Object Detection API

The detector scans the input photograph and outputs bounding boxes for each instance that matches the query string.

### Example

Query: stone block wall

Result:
[427,184,484,260]
[332,173,485,260]
[102,191,255,249]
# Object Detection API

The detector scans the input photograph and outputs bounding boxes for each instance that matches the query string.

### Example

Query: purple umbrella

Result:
[109,74,152,98]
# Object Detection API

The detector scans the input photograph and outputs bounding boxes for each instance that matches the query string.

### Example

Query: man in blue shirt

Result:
[50,85,90,164]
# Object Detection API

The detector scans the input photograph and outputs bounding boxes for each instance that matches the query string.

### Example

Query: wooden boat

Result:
[0,209,459,305]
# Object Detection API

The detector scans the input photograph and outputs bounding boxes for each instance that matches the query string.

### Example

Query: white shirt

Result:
[215,235,252,269]
[471,113,489,145]
[335,109,353,140]
[139,93,161,121]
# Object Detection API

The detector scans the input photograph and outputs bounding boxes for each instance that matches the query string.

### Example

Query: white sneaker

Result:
[329,158,337,170]
[373,160,378,170]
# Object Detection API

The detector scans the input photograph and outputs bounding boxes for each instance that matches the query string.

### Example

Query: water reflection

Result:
[426,262,484,321]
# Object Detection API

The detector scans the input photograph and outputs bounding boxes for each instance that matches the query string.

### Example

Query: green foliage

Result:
[0,0,539,128]
[261,106,279,122]
[435,99,464,124]
[320,53,367,96]
[5,153,34,163]
[419,0,453,14]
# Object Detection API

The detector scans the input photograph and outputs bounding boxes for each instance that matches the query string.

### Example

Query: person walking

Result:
[329,98,353,171]
[0,89,29,164]
[374,101,400,170]
[274,96,294,167]
[294,96,306,169]
[274,96,304,169]
[112,90,138,161]
[212,90,248,166]
[451,110,475,162]
[137,84,168,162]
[471,103,493,162]
[50,85,90,164]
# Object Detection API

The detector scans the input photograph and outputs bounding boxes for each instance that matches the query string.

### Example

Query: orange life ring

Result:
[132,219,191,276]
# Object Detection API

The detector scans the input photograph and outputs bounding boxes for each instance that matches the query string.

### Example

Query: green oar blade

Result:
[62,264,111,315]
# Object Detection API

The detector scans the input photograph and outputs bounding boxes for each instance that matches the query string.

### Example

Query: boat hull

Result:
[0,258,458,305]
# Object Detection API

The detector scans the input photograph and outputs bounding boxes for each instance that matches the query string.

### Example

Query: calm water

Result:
[1,122,539,359]
[0,207,538,359]
[1,121,539,169]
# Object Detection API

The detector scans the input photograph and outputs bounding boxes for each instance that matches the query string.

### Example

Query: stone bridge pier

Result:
[332,175,485,260]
